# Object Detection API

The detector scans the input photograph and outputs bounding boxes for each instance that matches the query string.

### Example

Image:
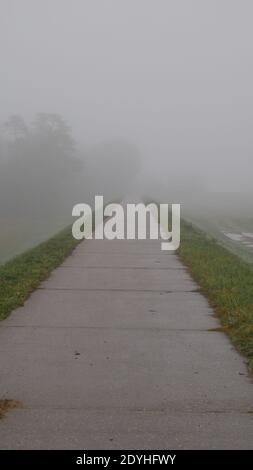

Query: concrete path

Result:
[0,237,252,449]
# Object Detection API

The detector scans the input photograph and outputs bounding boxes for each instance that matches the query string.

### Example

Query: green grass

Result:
[178,220,253,369]
[0,226,80,320]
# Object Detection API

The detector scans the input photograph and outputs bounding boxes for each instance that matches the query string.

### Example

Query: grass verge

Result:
[178,220,253,370]
[0,226,80,321]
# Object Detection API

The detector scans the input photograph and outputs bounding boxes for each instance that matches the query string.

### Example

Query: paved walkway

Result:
[0,238,252,449]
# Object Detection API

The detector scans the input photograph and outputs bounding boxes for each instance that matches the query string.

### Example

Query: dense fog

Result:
[0,0,252,261]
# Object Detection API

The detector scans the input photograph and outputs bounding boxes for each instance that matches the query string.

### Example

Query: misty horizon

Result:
[1,0,253,195]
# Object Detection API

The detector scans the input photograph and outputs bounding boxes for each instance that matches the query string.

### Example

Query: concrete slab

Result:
[61,252,183,268]
[0,328,252,411]
[0,409,252,450]
[41,265,197,291]
[74,239,172,254]
[2,290,218,330]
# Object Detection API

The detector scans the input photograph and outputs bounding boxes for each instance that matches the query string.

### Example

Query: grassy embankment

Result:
[0,226,80,321]
[178,220,253,370]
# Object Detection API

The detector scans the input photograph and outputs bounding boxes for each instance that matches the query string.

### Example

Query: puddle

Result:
[222,232,243,241]
[223,232,253,249]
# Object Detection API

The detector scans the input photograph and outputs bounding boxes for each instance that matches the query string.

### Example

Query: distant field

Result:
[0,215,71,265]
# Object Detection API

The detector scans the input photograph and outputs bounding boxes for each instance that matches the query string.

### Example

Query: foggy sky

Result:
[1,0,253,192]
